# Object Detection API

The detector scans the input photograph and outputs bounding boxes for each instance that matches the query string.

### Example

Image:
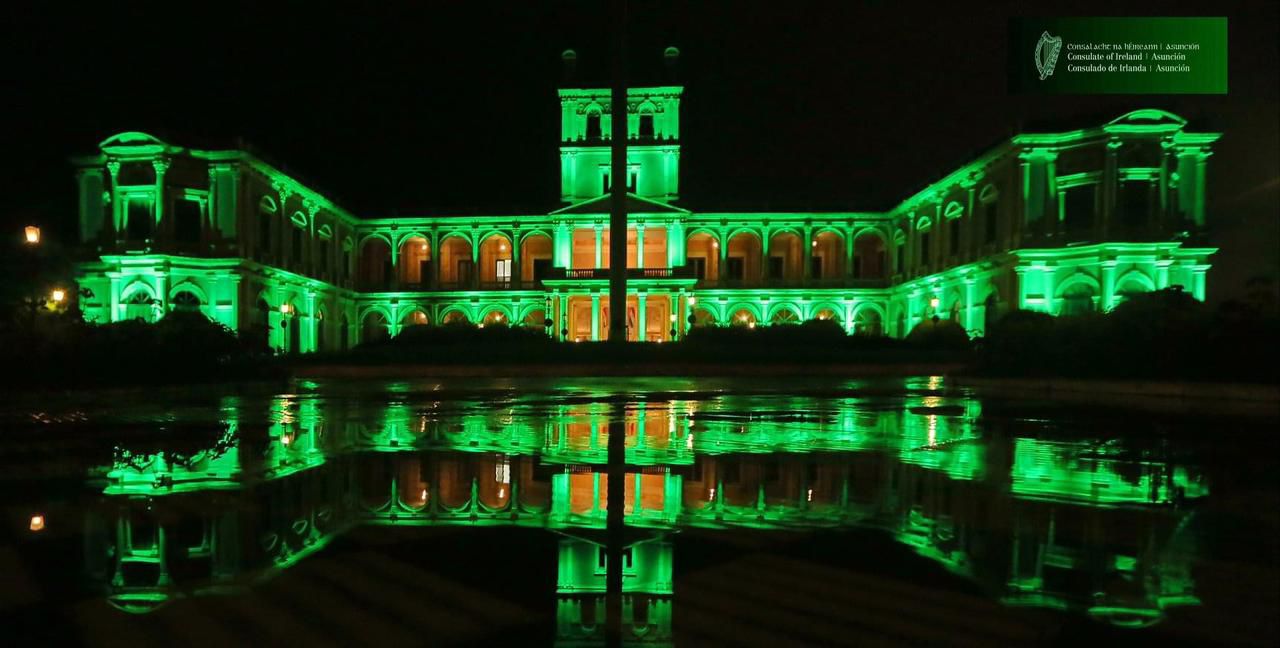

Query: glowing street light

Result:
[30,514,45,532]
[50,289,66,303]
[279,303,292,315]
[929,297,941,309]
[24,226,41,244]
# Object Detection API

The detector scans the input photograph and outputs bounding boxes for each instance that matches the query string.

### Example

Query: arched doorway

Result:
[726,232,762,283]
[481,309,509,327]
[479,234,513,287]
[691,307,717,328]
[398,236,430,288]
[1060,283,1096,316]
[768,231,803,282]
[686,232,720,284]
[853,308,883,336]
[729,308,757,328]
[812,231,845,279]
[358,237,392,290]
[401,309,429,330]
[362,311,389,343]
[520,234,553,284]
[439,236,474,288]
[853,232,887,279]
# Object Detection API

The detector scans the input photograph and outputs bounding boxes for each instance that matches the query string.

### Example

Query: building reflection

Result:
[82,393,1207,635]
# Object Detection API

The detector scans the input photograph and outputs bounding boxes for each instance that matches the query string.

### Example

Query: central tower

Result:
[558,85,682,204]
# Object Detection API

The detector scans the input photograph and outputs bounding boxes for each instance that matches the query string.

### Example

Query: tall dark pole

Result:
[608,0,629,344]
[606,4,629,646]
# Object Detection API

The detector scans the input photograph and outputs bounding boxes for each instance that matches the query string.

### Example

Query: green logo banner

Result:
[1010,17,1228,94]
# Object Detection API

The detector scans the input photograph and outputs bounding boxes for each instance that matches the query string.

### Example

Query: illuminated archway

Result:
[520,232,553,283]
[441,308,470,325]
[852,305,885,336]
[481,308,510,327]
[438,235,474,287]
[812,230,845,279]
[768,304,802,325]
[726,231,762,283]
[401,308,429,329]
[729,307,758,328]
[398,235,430,287]
[478,234,513,286]
[358,236,392,290]
[522,308,548,329]
[768,231,803,281]
[853,230,887,279]
[686,231,720,283]
[362,311,390,343]
[691,307,717,327]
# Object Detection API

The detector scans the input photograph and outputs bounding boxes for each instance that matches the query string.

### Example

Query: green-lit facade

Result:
[72,87,1219,347]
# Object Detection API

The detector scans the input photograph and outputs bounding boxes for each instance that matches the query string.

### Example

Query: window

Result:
[342,250,351,280]
[768,256,784,279]
[690,257,706,280]
[1120,181,1150,233]
[457,259,474,284]
[948,218,961,256]
[172,291,201,314]
[602,171,610,194]
[533,258,552,283]
[174,199,202,244]
[126,197,152,241]
[727,257,745,280]
[895,246,904,274]
[1064,185,1096,237]
[919,232,930,266]
[291,226,303,264]
[638,113,654,138]
[984,201,998,244]
[319,239,330,274]
[259,214,272,260]
[627,169,637,193]
[810,256,823,278]
[495,258,512,284]
[586,112,602,139]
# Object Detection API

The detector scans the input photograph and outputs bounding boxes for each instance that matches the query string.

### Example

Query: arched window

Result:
[854,309,883,336]
[171,291,202,314]
[124,292,156,323]
[770,308,800,325]
[1060,283,1096,316]
[729,308,757,328]
[691,307,717,328]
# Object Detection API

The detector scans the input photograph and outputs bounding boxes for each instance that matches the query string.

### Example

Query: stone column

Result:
[152,159,170,240]
[591,293,601,341]
[637,292,647,341]
[802,225,814,282]
[594,224,604,269]
[106,161,122,242]
[635,223,645,269]
[512,230,522,289]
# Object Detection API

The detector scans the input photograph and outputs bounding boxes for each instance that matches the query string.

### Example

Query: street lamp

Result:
[50,289,66,303]
[24,226,41,244]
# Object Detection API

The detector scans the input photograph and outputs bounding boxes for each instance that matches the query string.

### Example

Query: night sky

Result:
[4,1,1276,300]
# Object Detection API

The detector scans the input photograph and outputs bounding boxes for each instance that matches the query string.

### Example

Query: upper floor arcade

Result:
[72,109,1220,304]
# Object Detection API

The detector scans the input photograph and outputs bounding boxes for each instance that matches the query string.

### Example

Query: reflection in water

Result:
[65,380,1216,640]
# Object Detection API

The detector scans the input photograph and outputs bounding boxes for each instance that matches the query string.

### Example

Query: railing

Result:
[543,265,698,281]
[699,276,892,289]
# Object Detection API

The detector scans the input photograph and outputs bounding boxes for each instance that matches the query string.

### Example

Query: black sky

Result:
[3,1,1277,297]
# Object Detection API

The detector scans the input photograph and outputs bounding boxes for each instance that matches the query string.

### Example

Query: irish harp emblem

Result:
[1034,31,1063,80]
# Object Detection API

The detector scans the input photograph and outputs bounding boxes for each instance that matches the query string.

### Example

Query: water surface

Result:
[3,377,1276,646]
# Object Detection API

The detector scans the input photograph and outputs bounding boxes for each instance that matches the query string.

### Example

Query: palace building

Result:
[71,78,1219,351]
